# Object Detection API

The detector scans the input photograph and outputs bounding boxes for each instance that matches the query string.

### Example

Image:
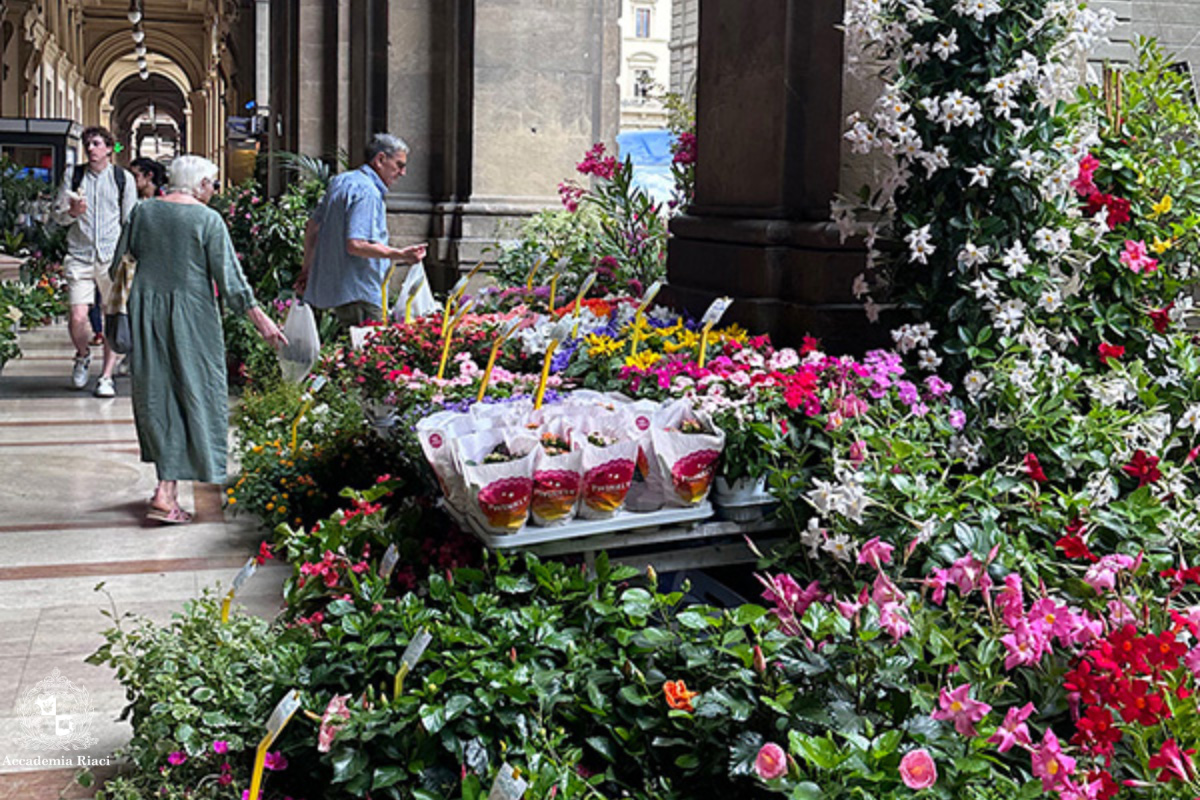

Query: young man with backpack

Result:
[52,126,138,397]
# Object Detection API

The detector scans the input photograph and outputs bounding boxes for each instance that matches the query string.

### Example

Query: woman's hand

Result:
[248,306,289,349]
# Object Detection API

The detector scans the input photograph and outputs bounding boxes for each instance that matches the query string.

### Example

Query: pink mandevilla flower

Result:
[987,703,1035,753]
[1030,730,1076,792]
[857,537,894,569]
[931,683,991,737]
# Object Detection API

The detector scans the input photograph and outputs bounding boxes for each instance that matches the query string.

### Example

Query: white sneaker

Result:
[71,354,91,389]
[93,376,116,398]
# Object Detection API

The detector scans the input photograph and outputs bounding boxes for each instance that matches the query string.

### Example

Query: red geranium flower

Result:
[1150,303,1174,334]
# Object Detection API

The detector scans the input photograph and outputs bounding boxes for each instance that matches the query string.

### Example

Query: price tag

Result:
[247,690,302,800]
[574,273,597,306]
[221,557,259,624]
[701,296,733,327]
[635,280,663,316]
[548,315,575,343]
[379,544,399,580]
[394,627,433,697]
[449,275,470,304]
[487,763,529,800]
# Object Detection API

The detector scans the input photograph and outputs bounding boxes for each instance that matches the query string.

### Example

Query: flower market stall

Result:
[79,5,1200,799]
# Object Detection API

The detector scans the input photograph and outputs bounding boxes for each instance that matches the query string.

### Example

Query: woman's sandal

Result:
[146,505,193,525]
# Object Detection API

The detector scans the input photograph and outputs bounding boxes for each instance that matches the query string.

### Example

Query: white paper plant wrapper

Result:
[456,429,536,535]
[652,400,725,508]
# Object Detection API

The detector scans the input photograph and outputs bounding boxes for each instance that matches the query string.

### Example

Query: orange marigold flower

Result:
[663,679,698,711]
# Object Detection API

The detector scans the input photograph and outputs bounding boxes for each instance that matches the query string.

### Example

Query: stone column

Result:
[666,0,880,354]
[384,0,621,289]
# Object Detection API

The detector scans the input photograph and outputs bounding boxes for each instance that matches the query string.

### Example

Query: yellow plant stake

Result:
[246,690,302,800]
[477,317,524,403]
[525,254,548,291]
[570,273,598,339]
[289,377,326,453]
[380,263,401,323]
[393,628,433,700]
[440,276,470,336]
[534,316,575,410]
[436,298,475,380]
[221,557,259,624]
[696,296,733,370]
[629,280,663,358]
[403,276,425,324]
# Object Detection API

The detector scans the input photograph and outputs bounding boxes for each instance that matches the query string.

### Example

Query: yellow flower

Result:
[585,334,623,357]
[625,350,662,370]
[715,323,748,344]
[1150,236,1174,254]
[266,502,275,511]
[1150,195,1173,219]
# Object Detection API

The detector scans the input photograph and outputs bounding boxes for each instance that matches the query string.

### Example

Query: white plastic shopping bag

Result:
[390,261,439,322]
[277,301,320,383]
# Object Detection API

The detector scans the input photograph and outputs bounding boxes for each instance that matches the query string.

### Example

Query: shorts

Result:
[331,301,384,328]
[64,255,114,308]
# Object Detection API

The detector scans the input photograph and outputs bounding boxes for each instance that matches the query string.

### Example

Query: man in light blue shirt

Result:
[295,133,426,327]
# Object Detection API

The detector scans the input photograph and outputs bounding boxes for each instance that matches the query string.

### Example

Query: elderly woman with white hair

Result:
[110,154,287,524]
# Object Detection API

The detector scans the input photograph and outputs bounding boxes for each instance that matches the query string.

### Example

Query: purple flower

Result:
[948,409,966,430]
[167,751,187,766]
[213,740,229,755]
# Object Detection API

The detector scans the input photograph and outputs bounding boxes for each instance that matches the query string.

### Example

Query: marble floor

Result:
[0,323,286,798]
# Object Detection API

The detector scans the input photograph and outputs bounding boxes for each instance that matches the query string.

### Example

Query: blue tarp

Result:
[616,129,676,205]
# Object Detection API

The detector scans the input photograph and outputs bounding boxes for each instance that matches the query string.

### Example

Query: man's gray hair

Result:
[166,155,219,196]
[365,133,409,163]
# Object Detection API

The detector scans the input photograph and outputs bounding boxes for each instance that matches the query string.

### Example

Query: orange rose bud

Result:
[510,647,518,664]
[753,644,766,674]
[662,679,699,712]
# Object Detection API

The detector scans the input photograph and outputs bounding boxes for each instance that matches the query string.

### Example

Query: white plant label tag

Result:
[636,280,663,316]
[487,763,528,800]
[231,557,258,594]
[262,689,302,750]
[401,628,433,670]
[701,296,733,327]
[379,544,399,580]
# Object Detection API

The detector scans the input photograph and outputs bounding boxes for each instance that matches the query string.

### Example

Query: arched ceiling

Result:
[111,72,187,136]
[85,27,205,92]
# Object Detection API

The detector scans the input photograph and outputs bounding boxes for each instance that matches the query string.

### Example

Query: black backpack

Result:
[71,164,128,198]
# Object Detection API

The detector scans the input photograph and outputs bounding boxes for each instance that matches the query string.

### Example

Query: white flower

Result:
[992,298,1025,334]
[957,242,991,270]
[1037,287,1063,313]
[1008,360,1037,392]
[852,273,871,298]
[800,517,825,557]
[1011,148,1043,180]
[969,273,999,300]
[1001,240,1031,277]
[918,348,943,371]
[905,225,936,264]
[907,42,931,65]
[954,0,1001,22]
[864,298,881,323]
[822,534,856,562]
[1180,404,1200,430]
[919,145,950,177]
[966,164,994,188]
[932,29,960,60]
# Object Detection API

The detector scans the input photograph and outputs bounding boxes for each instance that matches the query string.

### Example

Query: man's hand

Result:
[293,269,309,294]
[393,243,427,265]
[68,195,87,218]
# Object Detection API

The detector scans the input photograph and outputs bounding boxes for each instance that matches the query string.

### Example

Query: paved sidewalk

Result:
[0,322,285,798]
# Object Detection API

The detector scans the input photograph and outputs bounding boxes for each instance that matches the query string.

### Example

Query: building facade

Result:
[618,0,671,130]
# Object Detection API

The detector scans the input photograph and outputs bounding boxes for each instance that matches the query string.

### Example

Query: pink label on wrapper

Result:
[583,459,635,512]
[532,470,581,521]
[636,416,650,431]
[670,449,719,504]
[477,477,532,531]
[429,433,443,449]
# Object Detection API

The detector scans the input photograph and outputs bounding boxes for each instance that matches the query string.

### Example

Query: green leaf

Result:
[586,736,616,763]
[331,747,369,784]
[732,605,768,626]
[372,765,407,790]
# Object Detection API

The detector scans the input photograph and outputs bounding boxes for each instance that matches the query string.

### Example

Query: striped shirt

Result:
[52,164,138,266]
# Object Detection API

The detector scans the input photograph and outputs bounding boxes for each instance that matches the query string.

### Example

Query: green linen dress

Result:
[111,200,257,483]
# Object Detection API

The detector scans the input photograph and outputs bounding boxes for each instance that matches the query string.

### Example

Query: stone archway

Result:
[109,72,187,162]
[98,55,193,156]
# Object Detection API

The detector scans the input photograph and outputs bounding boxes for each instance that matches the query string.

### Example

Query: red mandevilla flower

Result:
[1024,452,1049,483]
[1122,450,1161,486]
[1097,342,1125,364]
[1149,302,1174,333]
